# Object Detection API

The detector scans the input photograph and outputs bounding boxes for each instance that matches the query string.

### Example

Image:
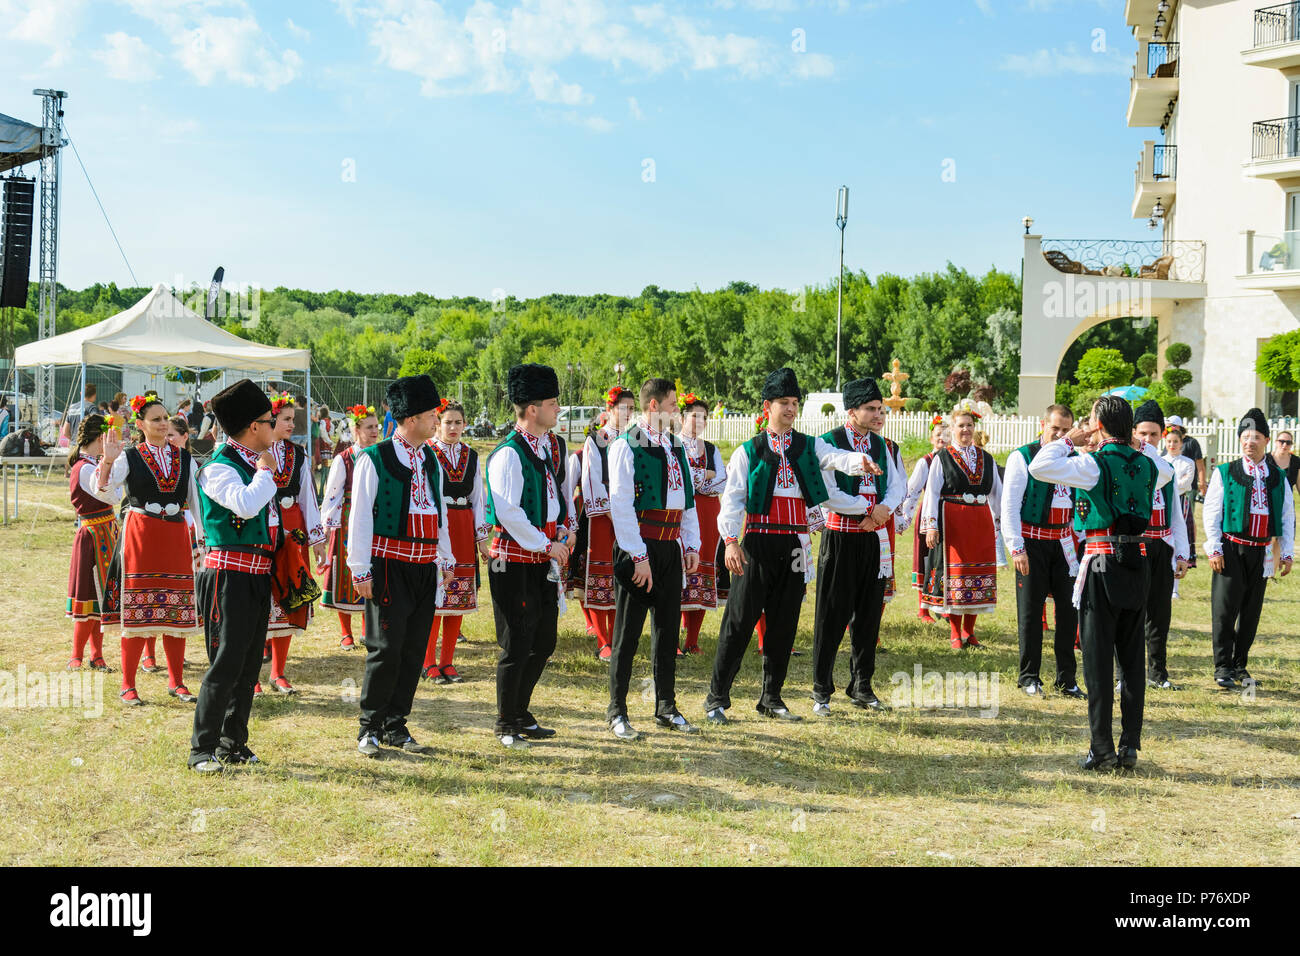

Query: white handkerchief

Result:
[876,526,893,580]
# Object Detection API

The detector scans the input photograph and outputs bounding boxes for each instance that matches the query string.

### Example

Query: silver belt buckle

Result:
[279,495,295,508]
[164,503,180,516]
[962,493,975,504]
[145,502,162,514]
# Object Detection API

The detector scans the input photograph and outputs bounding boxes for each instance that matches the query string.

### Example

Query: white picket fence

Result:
[702,411,1300,461]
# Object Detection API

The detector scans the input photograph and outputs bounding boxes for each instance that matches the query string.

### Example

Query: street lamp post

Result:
[835,185,849,392]
[614,361,626,388]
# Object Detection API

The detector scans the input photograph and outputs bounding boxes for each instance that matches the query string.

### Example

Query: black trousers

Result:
[359,557,439,741]
[811,529,885,703]
[1141,538,1176,683]
[1210,541,1268,680]
[489,560,558,735]
[190,568,273,761]
[706,532,806,712]
[1015,537,1079,688]
[1079,557,1149,756]
[608,538,683,722]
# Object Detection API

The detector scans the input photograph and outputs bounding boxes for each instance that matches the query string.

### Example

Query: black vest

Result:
[937,446,995,497]
[437,444,478,506]
[124,444,191,510]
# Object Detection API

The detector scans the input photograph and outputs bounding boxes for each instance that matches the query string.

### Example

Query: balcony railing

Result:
[1041,238,1205,281]
[1254,2,1300,48]
[1145,41,1179,78]
[1152,144,1176,179]
[1252,115,1300,160]
[1244,230,1300,274]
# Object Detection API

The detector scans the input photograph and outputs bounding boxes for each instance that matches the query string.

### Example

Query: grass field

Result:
[1,453,1298,866]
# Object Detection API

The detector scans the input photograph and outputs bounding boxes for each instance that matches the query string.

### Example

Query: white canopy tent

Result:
[14,284,312,431]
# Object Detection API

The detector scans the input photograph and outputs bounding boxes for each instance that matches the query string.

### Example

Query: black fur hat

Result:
[1239,408,1269,438]
[508,363,560,405]
[843,377,882,409]
[211,378,272,436]
[761,367,802,402]
[386,374,441,422]
[1133,399,1164,429]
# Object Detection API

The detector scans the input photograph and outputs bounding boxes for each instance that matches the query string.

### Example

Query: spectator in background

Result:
[67,383,99,436]
[1166,414,1206,565]
[381,400,396,439]
[1269,430,1300,580]
[109,392,127,416]
[0,396,10,440]
[197,400,218,440]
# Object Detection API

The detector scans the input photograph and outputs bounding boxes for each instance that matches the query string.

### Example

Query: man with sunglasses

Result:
[189,381,281,773]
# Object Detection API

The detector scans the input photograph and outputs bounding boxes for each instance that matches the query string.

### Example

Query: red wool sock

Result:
[756,614,767,654]
[682,609,704,650]
[949,616,964,644]
[338,613,352,638]
[961,615,977,640]
[121,637,145,692]
[424,617,442,670]
[144,635,157,662]
[269,635,292,680]
[581,606,599,636]
[87,623,105,661]
[72,620,93,660]
[595,611,614,650]
[440,616,462,667]
[162,635,186,691]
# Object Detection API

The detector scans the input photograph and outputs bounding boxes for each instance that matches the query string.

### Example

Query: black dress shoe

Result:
[189,754,224,774]
[1078,750,1119,771]
[518,723,556,740]
[1056,684,1088,700]
[1116,746,1138,769]
[216,744,263,766]
[385,734,434,754]
[1234,669,1259,686]
[1215,677,1238,690]
[850,694,888,712]
[757,704,802,721]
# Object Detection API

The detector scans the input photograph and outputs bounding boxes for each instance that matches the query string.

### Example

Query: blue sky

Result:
[1,0,1149,299]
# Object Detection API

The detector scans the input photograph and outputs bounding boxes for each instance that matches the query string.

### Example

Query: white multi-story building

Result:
[1020,0,1300,419]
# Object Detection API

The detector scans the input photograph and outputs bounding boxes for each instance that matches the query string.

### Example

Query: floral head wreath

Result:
[755,408,769,432]
[1163,424,1183,438]
[129,391,161,421]
[347,403,376,425]
[680,391,706,411]
[930,413,944,427]
[435,397,450,415]
[951,399,981,421]
[605,385,632,409]
[270,391,295,415]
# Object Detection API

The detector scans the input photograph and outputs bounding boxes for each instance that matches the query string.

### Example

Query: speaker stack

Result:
[0,178,36,310]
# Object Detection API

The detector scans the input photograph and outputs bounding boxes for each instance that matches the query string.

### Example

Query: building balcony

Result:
[1040,237,1204,282]
[1238,230,1300,289]
[1243,115,1300,178]
[1243,2,1300,69]
[1132,142,1176,219]
[1124,0,1162,31]
[1127,40,1179,128]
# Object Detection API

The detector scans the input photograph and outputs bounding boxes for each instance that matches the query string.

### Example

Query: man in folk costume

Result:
[260,392,326,696]
[1203,409,1295,690]
[704,367,877,724]
[678,392,729,655]
[810,377,903,716]
[189,380,281,772]
[484,364,575,749]
[577,387,636,660]
[921,401,1004,649]
[1132,400,1191,691]
[866,401,908,613]
[605,378,702,739]
[1001,403,1086,699]
[348,375,454,758]
[905,416,949,624]
[422,399,491,684]
[319,404,380,650]
[1029,395,1173,771]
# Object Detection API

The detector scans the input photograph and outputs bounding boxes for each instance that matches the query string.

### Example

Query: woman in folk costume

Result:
[422,399,490,683]
[320,404,380,650]
[98,393,203,705]
[678,392,729,655]
[905,416,949,623]
[579,386,636,660]
[920,400,1004,649]
[260,392,326,696]
[1162,425,1197,571]
[66,414,122,673]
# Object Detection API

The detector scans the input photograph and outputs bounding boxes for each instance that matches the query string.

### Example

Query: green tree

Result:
[1257,330,1300,391]
[1075,348,1132,393]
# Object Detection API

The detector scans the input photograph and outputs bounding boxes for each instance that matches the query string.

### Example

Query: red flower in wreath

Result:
[680,391,701,409]
[930,413,944,427]
[129,393,159,421]
[346,403,374,425]
[270,391,295,415]
[755,410,769,431]
[435,397,450,415]
[605,385,630,408]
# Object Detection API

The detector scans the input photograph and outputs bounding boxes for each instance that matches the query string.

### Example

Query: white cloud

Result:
[345,0,832,107]
[2,0,85,66]
[123,1,303,90]
[93,31,161,81]
[974,0,992,15]
[999,45,1129,77]
[627,95,644,119]
[286,18,311,41]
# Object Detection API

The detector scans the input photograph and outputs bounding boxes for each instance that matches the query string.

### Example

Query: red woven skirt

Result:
[269,502,322,633]
[681,493,721,611]
[67,513,119,622]
[919,500,997,615]
[321,510,363,612]
[437,506,479,616]
[118,510,201,636]
[582,513,616,610]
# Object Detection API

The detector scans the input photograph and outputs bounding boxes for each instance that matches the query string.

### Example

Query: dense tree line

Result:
[3,266,1157,417]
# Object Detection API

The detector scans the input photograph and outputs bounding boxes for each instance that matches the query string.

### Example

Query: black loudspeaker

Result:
[0,178,36,309]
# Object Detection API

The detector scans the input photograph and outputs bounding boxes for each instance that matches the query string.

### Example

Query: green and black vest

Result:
[1073,442,1158,533]
[1218,458,1286,539]
[822,426,889,503]
[484,429,570,530]
[621,422,695,512]
[742,430,829,514]
[359,439,443,541]
[1016,440,1076,528]
[197,443,273,548]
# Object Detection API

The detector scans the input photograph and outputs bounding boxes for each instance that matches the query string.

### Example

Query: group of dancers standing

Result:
[60,362,1295,772]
